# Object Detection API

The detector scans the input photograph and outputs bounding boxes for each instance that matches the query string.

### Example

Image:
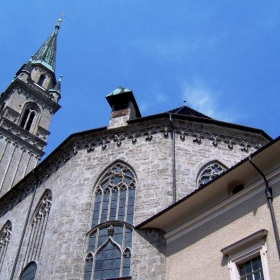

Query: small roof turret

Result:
[52,75,62,93]
[106,86,141,129]
[106,86,132,96]
[106,86,141,118]
[48,75,62,102]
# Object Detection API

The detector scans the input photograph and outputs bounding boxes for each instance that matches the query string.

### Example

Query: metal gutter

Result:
[169,114,176,203]
[249,157,280,262]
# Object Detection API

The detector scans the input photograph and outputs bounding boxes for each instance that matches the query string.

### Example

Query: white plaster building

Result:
[0,20,279,280]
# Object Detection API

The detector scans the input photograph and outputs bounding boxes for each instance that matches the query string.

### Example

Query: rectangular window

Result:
[238,255,264,280]
[221,229,270,280]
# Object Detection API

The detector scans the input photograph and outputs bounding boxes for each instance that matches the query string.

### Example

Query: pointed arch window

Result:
[38,74,45,86]
[19,261,37,280]
[197,161,227,187]
[0,102,5,113]
[23,190,52,267]
[0,220,12,272]
[84,162,135,280]
[20,104,39,132]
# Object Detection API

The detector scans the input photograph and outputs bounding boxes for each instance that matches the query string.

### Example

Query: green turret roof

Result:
[31,22,60,72]
[106,86,132,97]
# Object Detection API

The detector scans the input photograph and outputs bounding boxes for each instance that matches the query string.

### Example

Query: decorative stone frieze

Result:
[32,121,267,192]
[114,133,125,146]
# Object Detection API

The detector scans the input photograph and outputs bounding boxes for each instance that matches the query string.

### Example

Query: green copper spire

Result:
[31,18,62,72]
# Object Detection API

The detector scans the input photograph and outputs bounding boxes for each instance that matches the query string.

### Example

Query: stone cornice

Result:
[30,119,268,187]
[0,118,45,155]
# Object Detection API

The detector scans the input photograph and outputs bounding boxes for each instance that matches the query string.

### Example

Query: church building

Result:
[0,19,279,280]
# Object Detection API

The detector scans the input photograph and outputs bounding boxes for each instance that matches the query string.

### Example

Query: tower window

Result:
[38,75,45,86]
[20,107,37,132]
[0,102,5,112]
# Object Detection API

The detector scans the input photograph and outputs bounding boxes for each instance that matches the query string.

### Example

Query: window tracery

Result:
[0,220,12,272]
[23,190,52,267]
[84,162,135,280]
[198,162,227,187]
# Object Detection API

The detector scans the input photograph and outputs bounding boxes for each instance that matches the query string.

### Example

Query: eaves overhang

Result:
[136,136,280,233]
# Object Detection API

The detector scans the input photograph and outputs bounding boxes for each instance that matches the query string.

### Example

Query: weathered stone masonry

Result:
[0,113,269,279]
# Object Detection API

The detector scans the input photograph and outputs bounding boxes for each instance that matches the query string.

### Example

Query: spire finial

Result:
[183,100,186,106]
[56,12,65,29]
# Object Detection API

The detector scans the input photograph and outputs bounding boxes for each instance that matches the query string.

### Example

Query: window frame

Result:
[221,229,270,280]
[19,103,40,133]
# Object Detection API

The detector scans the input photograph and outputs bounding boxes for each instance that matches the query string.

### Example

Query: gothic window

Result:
[0,220,12,272]
[23,190,52,267]
[38,74,45,86]
[197,161,227,187]
[20,104,38,132]
[84,162,136,280]
[19,261,37,280]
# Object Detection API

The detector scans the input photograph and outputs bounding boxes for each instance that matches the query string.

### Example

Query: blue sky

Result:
[1,1,280,157]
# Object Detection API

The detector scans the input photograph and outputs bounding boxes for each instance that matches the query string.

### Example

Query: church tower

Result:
[0,19,62,196]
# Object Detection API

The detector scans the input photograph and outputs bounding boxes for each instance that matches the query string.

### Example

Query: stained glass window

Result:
[19,262,37,280]
[198,162,226,187]
[85,162,135,280]
[0,220,12,272]
[23,190,52,267]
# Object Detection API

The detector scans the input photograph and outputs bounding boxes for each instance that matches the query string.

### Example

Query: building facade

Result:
[0,21,279,280]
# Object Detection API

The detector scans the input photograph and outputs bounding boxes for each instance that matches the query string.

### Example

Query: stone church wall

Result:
[0,116,270,279]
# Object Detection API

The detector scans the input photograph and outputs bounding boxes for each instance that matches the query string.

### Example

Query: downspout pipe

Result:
[10,171,40,280]
[169,114,176,203]
[249,156,280,261]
